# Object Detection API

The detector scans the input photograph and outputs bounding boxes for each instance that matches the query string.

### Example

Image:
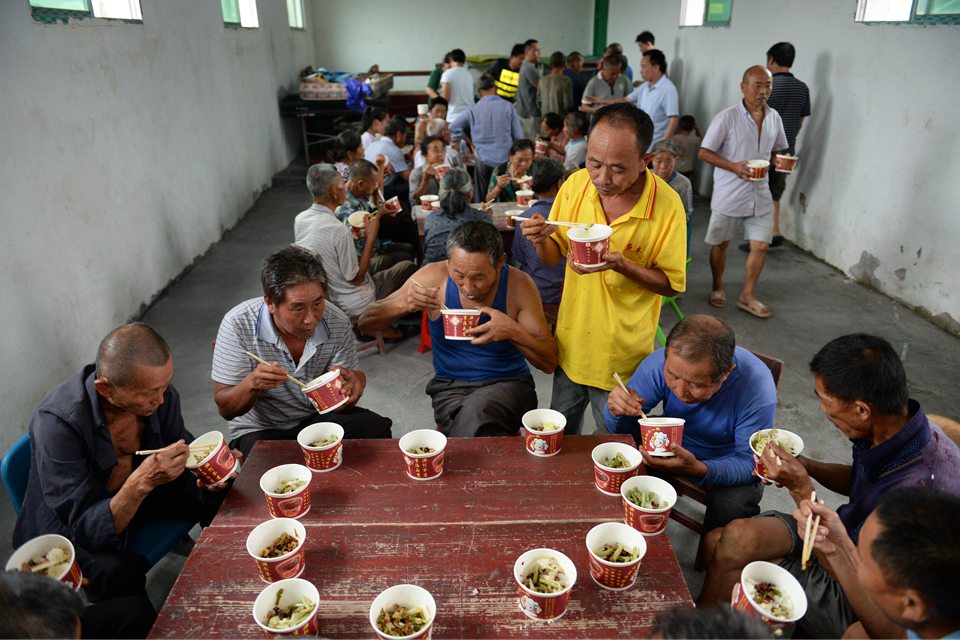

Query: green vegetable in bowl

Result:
[376,604,430,637]
[265,589,315,630]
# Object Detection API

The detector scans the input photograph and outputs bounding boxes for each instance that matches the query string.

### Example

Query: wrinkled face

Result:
[430,103,447,120]
[650,151,676,181]
[586,121,647,197]
[101,360,174,417]
[663,349,728,404]
[425,139,445,165]
[857,515,908,627]
[813,377,872,440]
[601,63,622,83]
[741,70,773,108]
[267,282,326,341]
[448,248,503,303]
[331,179,347,206]
[509,148,534,177]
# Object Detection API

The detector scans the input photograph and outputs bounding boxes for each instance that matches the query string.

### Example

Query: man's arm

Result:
[466,270,557,373]
[349,215,380,285]
[359,264,445,333]
[596,254,676,296]
[510,108,524,142]
[520,216,565,266]
[441,82,451,101]
[699,147,751,181]
[663,115,679,140]
[108,442,190,534]
[212,315,290,420]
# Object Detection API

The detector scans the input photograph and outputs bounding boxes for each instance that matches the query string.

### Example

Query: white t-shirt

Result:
[361,131,380,150]
[440,66,475,122]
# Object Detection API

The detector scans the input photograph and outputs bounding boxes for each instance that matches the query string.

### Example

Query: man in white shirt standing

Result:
[699,66,787,319]
[440,49,475,123]
[626,50,679,146]
[294,164,416,337]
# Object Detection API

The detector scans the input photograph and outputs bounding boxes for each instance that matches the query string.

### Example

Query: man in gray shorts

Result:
[699,65,787,319]
[696,334,960,637]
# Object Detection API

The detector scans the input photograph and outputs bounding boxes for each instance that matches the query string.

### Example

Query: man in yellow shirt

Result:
[521,103,687,433]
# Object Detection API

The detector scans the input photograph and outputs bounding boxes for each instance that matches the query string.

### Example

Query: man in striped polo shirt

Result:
[742,42,811,251]
[212,246,392,456]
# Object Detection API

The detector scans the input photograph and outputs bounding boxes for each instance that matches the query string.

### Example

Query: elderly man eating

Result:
[14,323,235,623]
[521,103,687,435]
[360,221,557,437]
[605,315,776,532]
[212,246,392,456]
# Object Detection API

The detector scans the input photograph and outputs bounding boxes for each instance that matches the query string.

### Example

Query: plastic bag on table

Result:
[344,78,372,113]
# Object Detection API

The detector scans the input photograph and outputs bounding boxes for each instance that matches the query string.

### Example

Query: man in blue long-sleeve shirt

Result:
[605,315,775,532]
[449,73,524,201]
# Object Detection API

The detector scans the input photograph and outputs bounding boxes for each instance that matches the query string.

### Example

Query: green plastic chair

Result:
[656,257,691,346]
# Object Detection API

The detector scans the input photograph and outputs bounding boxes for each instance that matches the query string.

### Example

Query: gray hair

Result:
[426,118,448,137]
[438,168,472,218]
[305,163,341,198]
[665,315,736,382]
[261,245,327,306]
[348,159,378,181]
[446,220,505,267]
[477,73,496,92]
[96,323,171,387]
[651,140,680,156]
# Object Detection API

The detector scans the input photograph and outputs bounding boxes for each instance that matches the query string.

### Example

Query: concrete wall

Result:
[311,0,594,91]
[607,0,960,333]
[0,1,315,449]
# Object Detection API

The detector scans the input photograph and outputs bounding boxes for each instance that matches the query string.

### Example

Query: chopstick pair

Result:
[135,443,214,456]
[411,278,449,311]
[613,373,648,421]
[801,490,824,570]
[545,220,593,228]
[243,351,307,388]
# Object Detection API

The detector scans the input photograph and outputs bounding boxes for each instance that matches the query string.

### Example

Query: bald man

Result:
[700,66,787,319]
[604,315,777,532]
[14,323,237,617]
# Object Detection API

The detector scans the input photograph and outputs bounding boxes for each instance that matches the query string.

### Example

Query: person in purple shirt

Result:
[698,333,960,639]
[605,315,775,532]
[511,158,567,305]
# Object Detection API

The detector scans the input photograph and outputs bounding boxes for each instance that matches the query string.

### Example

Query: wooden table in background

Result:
[150,437,692,638]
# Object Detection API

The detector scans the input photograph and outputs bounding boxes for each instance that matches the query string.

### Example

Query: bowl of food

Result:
[6,534,83,591]
[774,154,798,173]
[398,429,447,480]
[259,464,312,519]
[516,189,535,206]
[433,164,452,181]
[621,475,677,536]
[302,370,349,414]
[348,211,369,229]
[296,422,344,473]
[419,195,439,212]
[252,577,320,636]
[567,224,612,268]
[521,409,566,457]
[383,196,402,214]
[514,548,577,620]
[245,518,307,583]
[590,442,643,495]
[439,308,481,340]
[585,522,648,591]
[504,209,525,229]
[750,428,804,482]
[747,159,770,180]
[185,430,238,487]
[514,174,533,190]
[638,417,685,457]
[369,584,436,640]
[534,139,549,157]
[732,561,808,632]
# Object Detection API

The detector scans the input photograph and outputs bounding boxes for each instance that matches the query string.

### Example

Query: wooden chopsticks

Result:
[801,490,823,570]
[613,372,648,420]
[243,351,307,388]
[411,278,449,310]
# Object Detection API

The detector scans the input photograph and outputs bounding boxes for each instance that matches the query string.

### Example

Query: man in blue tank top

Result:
[360,221,558,436]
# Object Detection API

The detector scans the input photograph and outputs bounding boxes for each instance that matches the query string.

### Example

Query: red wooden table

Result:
[150,436,692,638]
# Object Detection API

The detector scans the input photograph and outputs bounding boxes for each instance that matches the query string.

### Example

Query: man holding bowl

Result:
[212,246,392,456]
[605,315,777,532]
[520,102,687,436]
[360,221,558,437]
[14,323,235,622]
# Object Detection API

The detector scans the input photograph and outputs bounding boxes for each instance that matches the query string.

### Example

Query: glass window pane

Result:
[856,0,913,21]
[705,0,732,23]
[221,0,240,24]
[680,0,706,26]
[916,0,960,14]
[287,0,304,28]
[238,0,258,27]
[91,0,142,19]
[30,0,89,10]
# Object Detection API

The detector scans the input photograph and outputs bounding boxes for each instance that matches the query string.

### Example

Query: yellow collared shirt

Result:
[548,168,687,390]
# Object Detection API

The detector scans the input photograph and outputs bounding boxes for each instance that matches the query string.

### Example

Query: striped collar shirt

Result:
[211,297,358,440]
[768,72,811,154]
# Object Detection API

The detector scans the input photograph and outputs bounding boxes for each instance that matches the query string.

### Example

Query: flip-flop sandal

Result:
[737,299,772,319]
[709,291,726,308]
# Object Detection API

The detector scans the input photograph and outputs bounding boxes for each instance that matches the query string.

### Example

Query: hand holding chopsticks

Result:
[136,442,215,456]
[545,220,594,229]
[801,490,825,570]
[411,278,449,311]
[613,372,648,420]
[243,351,307,388]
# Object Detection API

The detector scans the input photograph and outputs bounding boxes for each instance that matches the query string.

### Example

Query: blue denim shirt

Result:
[13,365,204,553]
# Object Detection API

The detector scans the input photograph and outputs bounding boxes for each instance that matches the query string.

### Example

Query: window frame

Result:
[679,0,733,28]
[286,0,305,30]
[222,0,259,29]
[28,0,143,24]
[854,0,960,24]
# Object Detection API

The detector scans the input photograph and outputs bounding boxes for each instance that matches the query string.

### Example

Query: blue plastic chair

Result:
[2,433,194,569]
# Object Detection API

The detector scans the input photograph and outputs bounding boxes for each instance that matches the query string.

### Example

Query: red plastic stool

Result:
[418,309,432,353]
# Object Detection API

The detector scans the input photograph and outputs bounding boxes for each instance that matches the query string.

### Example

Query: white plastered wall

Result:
[311,0,594,90]
[607,0,960,332]
[0,0,315,448]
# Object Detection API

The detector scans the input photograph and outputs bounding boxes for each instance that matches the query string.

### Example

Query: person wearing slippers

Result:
[700,65,788,319]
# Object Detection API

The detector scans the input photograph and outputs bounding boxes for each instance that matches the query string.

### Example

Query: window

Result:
[30,0,142,21]
[855,0,960,22]
[680,0,733,26]
[222,0,259,28]
[286,0,304,29]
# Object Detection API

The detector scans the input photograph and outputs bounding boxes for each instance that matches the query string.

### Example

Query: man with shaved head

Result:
[14,323,235,625]
[700,65,787,319]
[604,315,777,532]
